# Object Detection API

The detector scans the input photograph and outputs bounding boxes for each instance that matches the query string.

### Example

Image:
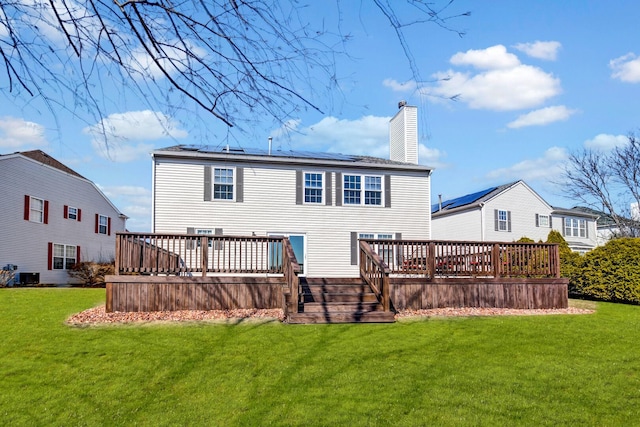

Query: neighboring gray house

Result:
[0,150,127,285]
[151,104,433,277]
[431,180,599,253]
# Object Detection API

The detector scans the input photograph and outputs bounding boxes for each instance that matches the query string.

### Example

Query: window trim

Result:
[213,167,235,201]
[564,217,587,238]
[343,173,383,206]
[494,209,512,232]
[303,171,324,204]
[25,195,48,224]
[51,243,78,270]
[96,214,111,235]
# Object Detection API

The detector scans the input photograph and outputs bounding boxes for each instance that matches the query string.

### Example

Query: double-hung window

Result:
[537,214,549,227]
[98,214,108,235]
[344,174,382,206]
[304,173,323,204]
[497,210,508,231]
[214,168,234,200]
[53,244,77,270]
[358,233,394,266]
[68,207,78,220]
[30,197,44,223]
[564,218,586,237]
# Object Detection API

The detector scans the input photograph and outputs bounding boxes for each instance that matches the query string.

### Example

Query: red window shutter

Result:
[76,246,81,264]
[43,200,49,224]
[77,209,82,222]
[47,242,53,270]
[64,205,68,219]
[107,217,111,236]
[95,214,99,234]
[24,195,30,221]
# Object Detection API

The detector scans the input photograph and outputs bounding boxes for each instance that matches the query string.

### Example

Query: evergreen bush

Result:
[571,238,640,304]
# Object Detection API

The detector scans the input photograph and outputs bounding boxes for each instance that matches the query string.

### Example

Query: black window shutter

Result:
[295,170,303,205]
[535,214,539,227]
[494,209,499,231]
[384,175,391,208]
[325,172,332,206]
[507,211,512,232]
[336,173,342,206]
[236,167,244,202]
[350,231,358,265]
[549,216,553,228]
[204,166,212,201]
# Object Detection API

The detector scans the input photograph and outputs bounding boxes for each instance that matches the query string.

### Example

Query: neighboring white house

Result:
[151,104,432,277]
[431,180,599,253]
[0,150,127,285]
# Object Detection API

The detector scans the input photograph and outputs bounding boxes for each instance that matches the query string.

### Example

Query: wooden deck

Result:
[107,233,568,323]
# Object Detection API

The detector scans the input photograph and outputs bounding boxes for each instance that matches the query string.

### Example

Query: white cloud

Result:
[450,45,521,70]
[610,53,640,83]
[127,42,206,80]
[382,79,417,92]
[485,147,568,182]
[0,116,48,149]
[84,110,187,162]
[419,144,447,169]
[513,41,562,61]
[99,185,152,231]
[280,115,392,159]
[507,105,577,129]
[424,45,561,111]
[584,133,628,151]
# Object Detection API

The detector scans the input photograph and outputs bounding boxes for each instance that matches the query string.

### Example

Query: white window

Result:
[214,168,234,200]
[497,210,509,231]
[344,174,382,206]
[53,244,77,270]
[196,229,213,247]
[359,233,394,266]
[304,172,323,204]
[98,214,108,235]
[538,214,549,227]
[68,206,78,220]
[30,197,44,223]
[565,218,587,238]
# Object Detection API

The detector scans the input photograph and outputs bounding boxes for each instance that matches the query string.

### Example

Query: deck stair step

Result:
[288,277,395,324]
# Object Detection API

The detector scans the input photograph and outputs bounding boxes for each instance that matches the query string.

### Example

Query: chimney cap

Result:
[398,100,407,109]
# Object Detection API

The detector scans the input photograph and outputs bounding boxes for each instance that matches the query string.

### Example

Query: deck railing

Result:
[115,232,287,276]
[359,240,391,312]
[364,239,561,278]
[282,238,301,315]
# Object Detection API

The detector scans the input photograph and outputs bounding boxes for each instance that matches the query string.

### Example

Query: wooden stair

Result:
[287,278,396,324]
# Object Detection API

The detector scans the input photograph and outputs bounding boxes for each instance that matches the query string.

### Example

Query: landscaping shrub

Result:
[571,238,640,304]
[546,230,583,288]
[68,261,114,287]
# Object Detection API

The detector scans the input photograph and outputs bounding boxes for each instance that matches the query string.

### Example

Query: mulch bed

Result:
[66,305,594,326]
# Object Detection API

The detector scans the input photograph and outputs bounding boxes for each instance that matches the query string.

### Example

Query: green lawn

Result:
[1,289,639,426]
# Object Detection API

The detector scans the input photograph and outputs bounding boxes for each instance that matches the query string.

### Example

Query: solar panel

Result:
[434,186,498,213]
[173,145,358,162]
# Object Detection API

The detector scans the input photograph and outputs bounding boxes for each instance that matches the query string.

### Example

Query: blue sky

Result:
[2,1,640,231]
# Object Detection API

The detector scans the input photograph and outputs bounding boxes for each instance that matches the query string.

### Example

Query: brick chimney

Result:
[389,101,418,164]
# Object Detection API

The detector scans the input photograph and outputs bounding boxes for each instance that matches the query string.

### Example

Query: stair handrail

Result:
[282,238,301,316]
[359,240,391,312]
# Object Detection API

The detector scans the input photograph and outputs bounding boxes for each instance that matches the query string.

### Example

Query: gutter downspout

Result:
[479,202,485,241]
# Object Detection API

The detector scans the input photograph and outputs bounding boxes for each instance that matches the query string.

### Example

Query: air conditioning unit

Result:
[19,272,40,285]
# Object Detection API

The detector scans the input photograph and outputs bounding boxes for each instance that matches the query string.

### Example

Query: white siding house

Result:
[152,105,432,277]
[432,181,599,252]
[0,150,127,285]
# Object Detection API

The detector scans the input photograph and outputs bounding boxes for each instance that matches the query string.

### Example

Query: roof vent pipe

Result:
[268,137,272,156]
[438,194,442,211]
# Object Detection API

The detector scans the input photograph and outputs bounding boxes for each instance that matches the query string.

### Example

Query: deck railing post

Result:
[492,243,501,278]
[428,242,436,278]
[115,234,121,275]
[201,236,208,276]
